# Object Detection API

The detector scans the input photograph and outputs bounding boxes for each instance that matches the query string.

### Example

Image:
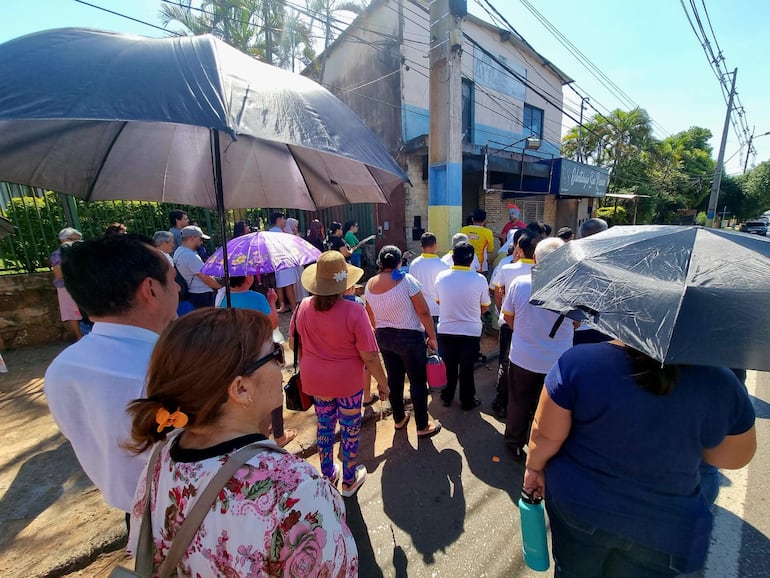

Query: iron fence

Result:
[0,182,376,274]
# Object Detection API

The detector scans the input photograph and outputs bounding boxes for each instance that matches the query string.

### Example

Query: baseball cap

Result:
[180,225,211,240]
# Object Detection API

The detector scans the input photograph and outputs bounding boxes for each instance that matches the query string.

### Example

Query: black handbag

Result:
[285,304,313,411]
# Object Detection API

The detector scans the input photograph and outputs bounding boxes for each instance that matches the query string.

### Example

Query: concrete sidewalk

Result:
[0,316,500,577]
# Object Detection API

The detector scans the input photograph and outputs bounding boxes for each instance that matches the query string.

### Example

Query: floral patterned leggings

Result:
[314,391,363,486]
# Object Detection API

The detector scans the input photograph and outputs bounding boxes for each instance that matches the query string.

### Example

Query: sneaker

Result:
[341,465,368,498]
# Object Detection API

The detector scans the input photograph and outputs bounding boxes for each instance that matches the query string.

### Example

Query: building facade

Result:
[307,0,606,252]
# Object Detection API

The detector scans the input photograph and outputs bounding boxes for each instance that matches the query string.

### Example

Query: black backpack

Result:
[174,266,190,301]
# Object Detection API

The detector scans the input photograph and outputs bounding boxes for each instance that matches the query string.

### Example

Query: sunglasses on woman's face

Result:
[243,343,285,375]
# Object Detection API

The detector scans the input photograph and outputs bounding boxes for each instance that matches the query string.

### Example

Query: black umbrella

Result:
[0,28,408,304]
[530,225,770,371]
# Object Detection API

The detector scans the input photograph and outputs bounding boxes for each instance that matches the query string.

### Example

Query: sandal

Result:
[363,393,380,407]
[417,421,442,439]
[275,428,297,447]
[394,414,410,430]
[341,465,368,498]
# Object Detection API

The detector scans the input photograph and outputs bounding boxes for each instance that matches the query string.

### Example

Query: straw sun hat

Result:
[301,251,364,296]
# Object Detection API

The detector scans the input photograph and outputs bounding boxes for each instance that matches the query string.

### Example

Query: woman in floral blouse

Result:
[126,307,357,577]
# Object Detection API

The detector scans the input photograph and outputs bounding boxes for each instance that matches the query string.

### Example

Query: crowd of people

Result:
[42,207,757,576]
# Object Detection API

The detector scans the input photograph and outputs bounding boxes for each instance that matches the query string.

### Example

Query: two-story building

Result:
[306,0,607,251]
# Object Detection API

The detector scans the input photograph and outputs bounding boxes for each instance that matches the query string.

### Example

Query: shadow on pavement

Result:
[433,398,524,504]
[380,430,465,565]
[0,441,85,553]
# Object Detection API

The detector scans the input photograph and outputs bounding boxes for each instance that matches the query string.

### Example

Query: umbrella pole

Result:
[212,129,232,308]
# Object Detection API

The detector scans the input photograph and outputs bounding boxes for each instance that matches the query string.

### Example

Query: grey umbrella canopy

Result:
[530,225,770,371]
[0,28,408,210]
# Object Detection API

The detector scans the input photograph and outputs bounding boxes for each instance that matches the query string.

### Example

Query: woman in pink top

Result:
[290,251,389,497]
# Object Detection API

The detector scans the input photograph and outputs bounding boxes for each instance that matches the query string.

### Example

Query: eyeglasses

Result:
[243,343,285,375]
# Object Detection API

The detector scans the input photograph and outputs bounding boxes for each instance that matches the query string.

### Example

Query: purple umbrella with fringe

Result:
[201,231,321,277]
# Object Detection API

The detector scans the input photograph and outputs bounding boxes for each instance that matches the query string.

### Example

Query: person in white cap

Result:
[173,225,221,309]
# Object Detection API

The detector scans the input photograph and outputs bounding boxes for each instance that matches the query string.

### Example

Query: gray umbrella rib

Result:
[83,120,128,202]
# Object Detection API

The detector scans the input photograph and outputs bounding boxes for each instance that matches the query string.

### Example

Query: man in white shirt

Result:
[408,232,449,329]
[501,237,574,462]
[44,234,179,513]
[435,242,491,410]
[174,225,221,309]
[488,229,539,419]
[441,232,481,272]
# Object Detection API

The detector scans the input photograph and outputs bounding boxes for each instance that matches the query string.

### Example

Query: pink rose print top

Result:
[128,432,358,577]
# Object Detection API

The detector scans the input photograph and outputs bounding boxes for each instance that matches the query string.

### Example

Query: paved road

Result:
[303,364,770,577]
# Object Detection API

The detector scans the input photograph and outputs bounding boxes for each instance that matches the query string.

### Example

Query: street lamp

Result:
[744,130,770,173]
[483,136,543,193]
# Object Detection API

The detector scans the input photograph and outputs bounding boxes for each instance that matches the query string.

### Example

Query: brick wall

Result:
[403,154,429,253]
[0,272,70,350]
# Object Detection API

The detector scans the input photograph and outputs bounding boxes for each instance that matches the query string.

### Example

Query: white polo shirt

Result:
[435,267,491,337]
[408,253,449,317]
[44,322,159,512]
[491,258,535,290]
[501,274,574,374]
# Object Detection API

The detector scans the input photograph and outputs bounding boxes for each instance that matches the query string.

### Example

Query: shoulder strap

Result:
[291,303,301,371]
[157,441,288,578]
[132,442,166,578]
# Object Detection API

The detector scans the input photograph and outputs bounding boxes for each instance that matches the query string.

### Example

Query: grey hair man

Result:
[441,232,481,271]
[579,218,608,238]
[152,230,175,266]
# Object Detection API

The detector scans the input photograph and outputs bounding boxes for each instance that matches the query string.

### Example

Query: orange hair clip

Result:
[155,407,189,433]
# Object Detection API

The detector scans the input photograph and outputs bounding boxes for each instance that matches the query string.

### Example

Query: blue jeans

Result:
[375,328,430,430]
[547,498,692,577]
[350,252,362,267]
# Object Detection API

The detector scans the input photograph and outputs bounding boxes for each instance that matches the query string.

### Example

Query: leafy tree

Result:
[159,0,316,67]
[306,0,367,80]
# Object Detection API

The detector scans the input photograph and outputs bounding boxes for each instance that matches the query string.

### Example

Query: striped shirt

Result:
[365,274,425,331]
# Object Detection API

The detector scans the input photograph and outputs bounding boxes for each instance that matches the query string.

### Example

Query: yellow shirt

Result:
[460,225,494,269]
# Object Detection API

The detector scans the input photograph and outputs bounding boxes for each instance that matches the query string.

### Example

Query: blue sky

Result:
[2,0,768,174]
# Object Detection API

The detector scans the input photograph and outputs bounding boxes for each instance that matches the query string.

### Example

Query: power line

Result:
[73,0,181,35]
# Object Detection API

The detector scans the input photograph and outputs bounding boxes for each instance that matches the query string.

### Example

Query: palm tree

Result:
[306,0,367,80]
[159,0,284,63]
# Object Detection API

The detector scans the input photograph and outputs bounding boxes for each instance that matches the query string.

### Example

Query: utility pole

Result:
[744,129,770,173]
[428,0,465,251]
[577,96,589,163]
[705,69,737,228]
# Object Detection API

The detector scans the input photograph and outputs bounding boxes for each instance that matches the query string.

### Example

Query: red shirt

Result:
[290,297,378,398]
[499,220,526,240]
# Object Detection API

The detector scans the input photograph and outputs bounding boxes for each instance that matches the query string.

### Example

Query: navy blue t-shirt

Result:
[544,342,755,569]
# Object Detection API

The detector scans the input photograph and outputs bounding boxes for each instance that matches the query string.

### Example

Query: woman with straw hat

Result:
[290,251,389,497]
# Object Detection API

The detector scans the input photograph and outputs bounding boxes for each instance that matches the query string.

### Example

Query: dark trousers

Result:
[375,328,430,430]
[494,324,513,407]
[547,498,690,576]
[187,291,214,309]
[504,362,546,449]
[438,333,480,408]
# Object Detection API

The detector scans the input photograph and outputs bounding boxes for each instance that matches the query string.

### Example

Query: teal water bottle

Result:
[518,490,550,571]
